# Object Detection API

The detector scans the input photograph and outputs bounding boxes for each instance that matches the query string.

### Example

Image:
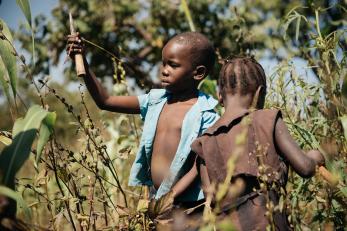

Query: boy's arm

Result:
[199,159,212,198]
[171,155,198,198]
[67,34,140,114]
[274,118,324,177]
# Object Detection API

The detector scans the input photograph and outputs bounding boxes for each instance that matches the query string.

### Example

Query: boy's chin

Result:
[161,82,175,92]
[161,82,170,88]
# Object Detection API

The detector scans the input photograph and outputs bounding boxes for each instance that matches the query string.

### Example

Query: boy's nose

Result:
[161,66,169,77]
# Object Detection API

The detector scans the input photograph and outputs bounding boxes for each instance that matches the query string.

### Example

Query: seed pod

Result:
[20,55,26,64]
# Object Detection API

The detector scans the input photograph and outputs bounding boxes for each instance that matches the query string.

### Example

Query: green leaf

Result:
[340,115,347,141]
[0,105,48,185]
[16,0,32,28]
[15,0,35,64]
[295,16,301,42]
[0,56,11,103]
[36,112,56,164]
[199,78,217,99]
[0,19,17,98]
[0,185,31,220]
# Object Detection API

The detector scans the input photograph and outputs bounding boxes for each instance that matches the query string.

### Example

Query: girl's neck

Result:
[223,93,253,117]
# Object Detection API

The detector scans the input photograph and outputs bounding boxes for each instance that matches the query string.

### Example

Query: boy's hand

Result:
[307,150,325,166]
[148,191,174,220]
[66,32,85,60]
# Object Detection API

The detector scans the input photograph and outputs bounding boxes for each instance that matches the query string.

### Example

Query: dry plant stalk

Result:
[69,12,86,77]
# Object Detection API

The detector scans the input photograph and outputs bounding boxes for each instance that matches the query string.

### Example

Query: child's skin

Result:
[67,33,209,190]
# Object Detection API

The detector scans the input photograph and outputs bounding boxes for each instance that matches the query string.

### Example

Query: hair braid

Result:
[218,56,267,109]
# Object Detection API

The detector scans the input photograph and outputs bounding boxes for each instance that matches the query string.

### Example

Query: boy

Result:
[172,56,324,230]
[67,32,219,204]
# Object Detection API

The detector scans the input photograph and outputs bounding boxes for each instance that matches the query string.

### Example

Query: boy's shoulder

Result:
[196,91,219,113]
[143,89,218,112]
[145,89,168,104]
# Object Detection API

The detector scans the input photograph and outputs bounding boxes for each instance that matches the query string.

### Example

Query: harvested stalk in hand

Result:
[69,12,86,77]
[318,166,339,186]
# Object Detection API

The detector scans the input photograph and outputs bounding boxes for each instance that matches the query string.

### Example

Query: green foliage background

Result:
[0,0,346,230]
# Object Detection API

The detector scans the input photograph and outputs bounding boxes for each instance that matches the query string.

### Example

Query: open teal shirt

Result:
[129,89,219,201]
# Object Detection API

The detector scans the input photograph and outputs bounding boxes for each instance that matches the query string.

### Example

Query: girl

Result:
[172,56,324,230]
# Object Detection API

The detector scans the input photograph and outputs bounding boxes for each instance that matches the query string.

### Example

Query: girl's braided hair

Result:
[218,56,267,109]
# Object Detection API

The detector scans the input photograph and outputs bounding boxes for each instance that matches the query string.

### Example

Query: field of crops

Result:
[0,0,346,230]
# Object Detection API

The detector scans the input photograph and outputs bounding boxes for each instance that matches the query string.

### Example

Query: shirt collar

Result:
[196,91,218,112]
[159,90,218,112]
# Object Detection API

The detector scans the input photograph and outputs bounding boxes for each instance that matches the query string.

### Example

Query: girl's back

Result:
[192,109,290,230]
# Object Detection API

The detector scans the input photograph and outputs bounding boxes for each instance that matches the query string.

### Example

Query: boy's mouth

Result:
[160,77,170,85]
[161,82,170,88]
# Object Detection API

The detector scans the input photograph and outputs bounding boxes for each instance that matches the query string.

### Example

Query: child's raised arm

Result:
[67,33,140,114]
[274,117,325,177]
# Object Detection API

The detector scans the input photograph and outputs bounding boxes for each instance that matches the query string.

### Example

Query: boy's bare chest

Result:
[156,102,193,132]
[150,101,195,188]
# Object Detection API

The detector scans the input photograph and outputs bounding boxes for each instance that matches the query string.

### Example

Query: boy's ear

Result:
[193,65,207,81]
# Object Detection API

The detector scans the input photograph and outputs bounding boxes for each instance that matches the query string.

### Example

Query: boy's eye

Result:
[169,61,179,68]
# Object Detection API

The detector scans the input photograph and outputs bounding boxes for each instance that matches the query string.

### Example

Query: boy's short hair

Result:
[170,32,215,75]
[218,56,267,109]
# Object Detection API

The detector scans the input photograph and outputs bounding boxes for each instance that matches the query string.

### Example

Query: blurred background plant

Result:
[0,0,346,230]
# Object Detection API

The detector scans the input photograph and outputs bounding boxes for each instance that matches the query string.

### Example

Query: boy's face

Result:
[161,41,196,93]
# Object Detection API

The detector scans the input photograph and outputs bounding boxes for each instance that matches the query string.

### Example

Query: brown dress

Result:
[191,109,291,231]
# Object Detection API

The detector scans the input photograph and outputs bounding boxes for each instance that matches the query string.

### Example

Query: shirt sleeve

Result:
[200,110,220,134]
[137,93,150,121]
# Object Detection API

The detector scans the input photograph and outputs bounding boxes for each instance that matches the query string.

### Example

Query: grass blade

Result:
[0,56,11,103]
[295,16,301,42]
[181,0,196,32]
[15,0,32,28]
[340,115,347,141]
[15,0,35,64]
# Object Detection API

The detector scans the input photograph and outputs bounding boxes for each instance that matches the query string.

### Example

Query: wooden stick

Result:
[143,186,149,200]
[69,12,86,77]
[318,166,339,186]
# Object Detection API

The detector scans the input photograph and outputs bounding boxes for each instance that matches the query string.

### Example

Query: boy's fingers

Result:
[67,37,82,43]
[66,43,83,50]
[67,34,82,42]
[73,49,82,53]
[67,34,79,39]
[67,40,83,48]
[66,46,83,54]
